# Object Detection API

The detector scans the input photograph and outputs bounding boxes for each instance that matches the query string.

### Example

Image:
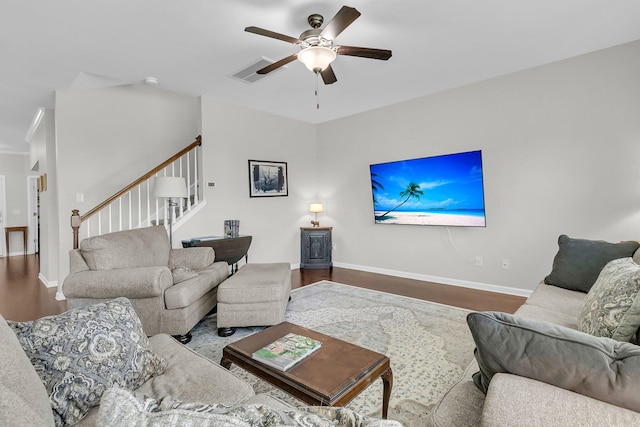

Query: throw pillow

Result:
[578,257,640,341]
[544,234,639,292]
[9,298,166,426]
[467,311,640,413]
[97,387,402,427]
[171,266,198,284]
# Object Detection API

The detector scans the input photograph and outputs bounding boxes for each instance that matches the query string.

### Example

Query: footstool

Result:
[216,263,291,337]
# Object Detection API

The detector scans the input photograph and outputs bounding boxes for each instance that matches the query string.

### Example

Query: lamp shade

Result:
[298,47,336,73]
[153,176,187,198]
[309,203,324,213]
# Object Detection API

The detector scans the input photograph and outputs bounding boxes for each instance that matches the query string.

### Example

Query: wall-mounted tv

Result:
[369,150,486,227]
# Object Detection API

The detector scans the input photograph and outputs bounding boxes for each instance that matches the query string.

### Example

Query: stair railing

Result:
[71,136,202,249]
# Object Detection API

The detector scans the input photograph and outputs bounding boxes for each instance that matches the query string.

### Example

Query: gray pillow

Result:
[9,298,166,426]
[579,257,640,341]
[544,234,639,292]
[467,311,640,413]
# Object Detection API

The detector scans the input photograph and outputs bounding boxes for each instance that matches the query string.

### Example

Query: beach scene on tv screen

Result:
[370,150,486,227]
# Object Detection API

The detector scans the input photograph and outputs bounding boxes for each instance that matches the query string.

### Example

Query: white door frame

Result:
[0,176,5,256]
[27,176,39,254]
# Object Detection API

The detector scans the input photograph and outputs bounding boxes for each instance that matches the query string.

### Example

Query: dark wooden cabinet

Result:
[300,227,332,269]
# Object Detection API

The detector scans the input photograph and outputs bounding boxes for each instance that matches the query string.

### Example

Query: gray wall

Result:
[54,84,201,281]
[173,99,318,265]
[30,39,640,297]
[316,40,640,294]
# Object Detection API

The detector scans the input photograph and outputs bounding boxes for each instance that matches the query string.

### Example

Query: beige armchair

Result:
[62,226,229,343]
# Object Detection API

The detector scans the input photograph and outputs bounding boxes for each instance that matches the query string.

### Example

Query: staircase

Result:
[70,136,204,249]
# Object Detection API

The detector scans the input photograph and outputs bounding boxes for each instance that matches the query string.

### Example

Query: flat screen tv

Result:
[369,150,486,227]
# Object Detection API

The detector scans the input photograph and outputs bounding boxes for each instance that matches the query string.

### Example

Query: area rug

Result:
[186,280,476,426]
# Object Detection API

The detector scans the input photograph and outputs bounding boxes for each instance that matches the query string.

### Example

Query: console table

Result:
[300,227,332,269]
[5,226,28,256]
[182,235,252,273]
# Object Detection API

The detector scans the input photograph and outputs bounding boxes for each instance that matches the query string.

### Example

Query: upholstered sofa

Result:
[63,226,229,343]
[1,298,400,426]
[428,235,640,426]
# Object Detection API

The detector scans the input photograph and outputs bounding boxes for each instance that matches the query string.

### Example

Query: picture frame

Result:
[248,160,288,197]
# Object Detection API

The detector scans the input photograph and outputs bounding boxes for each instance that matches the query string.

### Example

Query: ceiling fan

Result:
[245,5,392,85]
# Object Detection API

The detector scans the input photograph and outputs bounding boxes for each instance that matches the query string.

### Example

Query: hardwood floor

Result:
[0,255,66,321]
[0,255,525,322]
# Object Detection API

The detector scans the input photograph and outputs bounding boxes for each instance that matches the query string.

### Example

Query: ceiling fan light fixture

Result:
[298,46,336,73]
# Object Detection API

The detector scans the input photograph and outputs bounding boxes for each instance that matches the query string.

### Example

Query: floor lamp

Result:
[153,176,187,247]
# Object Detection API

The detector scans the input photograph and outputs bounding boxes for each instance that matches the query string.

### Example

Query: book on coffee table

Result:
[252,333,322,371]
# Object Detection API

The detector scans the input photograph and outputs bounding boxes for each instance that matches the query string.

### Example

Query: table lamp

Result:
[153,176,187,246]
[309,203,323,227]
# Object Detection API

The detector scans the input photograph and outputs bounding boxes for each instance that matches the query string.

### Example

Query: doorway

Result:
[0,176,5,256]
[27,176,39,255]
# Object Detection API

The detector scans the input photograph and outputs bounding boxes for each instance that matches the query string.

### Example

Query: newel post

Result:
[71,209,81,249]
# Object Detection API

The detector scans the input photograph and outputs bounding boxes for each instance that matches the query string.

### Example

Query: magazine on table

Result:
[252,333,322,371]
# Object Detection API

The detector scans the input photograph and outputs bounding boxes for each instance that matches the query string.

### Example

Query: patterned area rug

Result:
[187,281,476,426]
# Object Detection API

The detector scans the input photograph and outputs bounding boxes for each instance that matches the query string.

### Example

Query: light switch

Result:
[76,193,85,203]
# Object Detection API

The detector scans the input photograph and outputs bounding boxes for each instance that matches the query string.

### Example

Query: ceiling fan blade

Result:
[321,65,337,85]
[337,45,392,60]
[320,6,361,40]
[256,54,298,74]
[245,26,301,45]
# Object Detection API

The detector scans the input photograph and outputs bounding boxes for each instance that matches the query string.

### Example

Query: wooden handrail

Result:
[79,135,201,222]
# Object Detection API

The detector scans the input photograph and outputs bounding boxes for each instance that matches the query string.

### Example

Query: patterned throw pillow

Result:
[9,298,166,426]
[578,257,640,341]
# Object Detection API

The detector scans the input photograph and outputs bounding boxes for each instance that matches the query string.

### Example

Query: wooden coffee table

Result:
[221,322,393,418]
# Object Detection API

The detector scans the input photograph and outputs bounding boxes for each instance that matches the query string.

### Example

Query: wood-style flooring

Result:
[1,255,525,322]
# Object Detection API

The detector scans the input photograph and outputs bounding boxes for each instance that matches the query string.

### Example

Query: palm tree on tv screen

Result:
[371,172,384,204]
[378,181,424,218]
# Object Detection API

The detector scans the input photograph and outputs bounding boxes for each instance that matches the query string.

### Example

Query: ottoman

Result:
[216,263,291,337]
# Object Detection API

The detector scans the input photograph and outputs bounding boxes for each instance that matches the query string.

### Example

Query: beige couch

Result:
[429,238,640,426]
[63,226,229,342]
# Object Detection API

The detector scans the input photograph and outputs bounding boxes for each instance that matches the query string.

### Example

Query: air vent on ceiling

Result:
[230,57,287,83]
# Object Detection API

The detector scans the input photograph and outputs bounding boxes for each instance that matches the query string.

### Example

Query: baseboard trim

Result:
[37,273,58,289]
[333,262,532,298]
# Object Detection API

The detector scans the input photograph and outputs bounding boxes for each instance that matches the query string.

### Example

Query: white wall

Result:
[173,99,317,266]
[55,84,201,281]
[316,40,640,294]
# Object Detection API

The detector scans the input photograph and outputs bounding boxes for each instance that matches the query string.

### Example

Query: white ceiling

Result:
[3,0,640,153]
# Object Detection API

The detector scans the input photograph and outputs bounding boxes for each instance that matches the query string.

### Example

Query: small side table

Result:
[300,226,333,269]
[5,226,28,256]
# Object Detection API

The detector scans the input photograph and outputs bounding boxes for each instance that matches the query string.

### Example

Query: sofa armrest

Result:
[481,373,640,426]
[63,266,173,299]
[169,247,215,270]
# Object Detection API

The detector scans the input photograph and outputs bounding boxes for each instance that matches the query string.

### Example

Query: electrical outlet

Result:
[502,258,510,270]
[475,256,483,267]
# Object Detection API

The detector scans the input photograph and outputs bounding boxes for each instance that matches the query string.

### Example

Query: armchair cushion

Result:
[164,262,229,310]
[80,226,170,270]
[8,298,166,426]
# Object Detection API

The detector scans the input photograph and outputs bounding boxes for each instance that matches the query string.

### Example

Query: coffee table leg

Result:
[381,367,393,419]
[220,357,232,370]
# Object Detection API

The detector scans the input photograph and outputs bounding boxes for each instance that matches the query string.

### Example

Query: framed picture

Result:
[248,160,288,197]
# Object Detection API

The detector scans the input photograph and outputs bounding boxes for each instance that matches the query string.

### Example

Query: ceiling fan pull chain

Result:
[315,72,320,109]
